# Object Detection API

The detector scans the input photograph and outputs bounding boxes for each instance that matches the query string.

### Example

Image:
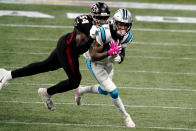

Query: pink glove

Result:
[108,40,122,56]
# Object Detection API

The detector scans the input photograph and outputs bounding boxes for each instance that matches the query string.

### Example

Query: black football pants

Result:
[11,36,81,95]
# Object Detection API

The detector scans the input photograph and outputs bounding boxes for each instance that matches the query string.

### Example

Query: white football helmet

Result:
[113,9,133,36]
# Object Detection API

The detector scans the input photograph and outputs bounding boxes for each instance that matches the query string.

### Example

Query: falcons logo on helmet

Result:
[91,4,98,13]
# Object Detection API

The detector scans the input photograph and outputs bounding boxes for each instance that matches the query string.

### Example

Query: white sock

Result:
[78,85,99,96]
[111,97,129,118]
[7,71,12,80]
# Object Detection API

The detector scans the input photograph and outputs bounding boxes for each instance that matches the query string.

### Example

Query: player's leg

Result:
[0,49,61,91]
[113,98,135,128]
[34,49,62,111]
[12,48,61,78]
[38,88,56,111]
[100,75,135,128]
[39,38,82,110]
[75,84,98,105]
[42,40,81,99]
[110,92,135,128]
[75,59,110,105]
[75,84,109,105]
[39,65,81,110]
[105,64,135,128]
[0,69,12,90]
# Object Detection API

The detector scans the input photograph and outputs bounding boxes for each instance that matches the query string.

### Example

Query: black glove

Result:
[118,48,125,64]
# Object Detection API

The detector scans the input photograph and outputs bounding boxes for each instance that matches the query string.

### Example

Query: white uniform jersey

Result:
[84,24,133,64]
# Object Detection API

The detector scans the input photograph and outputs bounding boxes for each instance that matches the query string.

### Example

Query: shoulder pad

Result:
[120,31,133,47]
[96,24,112,45]
[90,25,98,39]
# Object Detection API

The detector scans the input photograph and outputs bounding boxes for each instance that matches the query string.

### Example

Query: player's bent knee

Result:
[98,86,108,95]
[110,88,119,99]
[70,78,81,89]
[74,81,81,89]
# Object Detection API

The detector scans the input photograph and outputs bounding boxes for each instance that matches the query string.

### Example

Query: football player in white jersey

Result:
[75,9,135,128]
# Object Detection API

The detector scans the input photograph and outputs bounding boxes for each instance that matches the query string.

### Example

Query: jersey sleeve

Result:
[95,26,106,46]
[95,25,112,46]
[90,25,98,39]
[120,31,133,48]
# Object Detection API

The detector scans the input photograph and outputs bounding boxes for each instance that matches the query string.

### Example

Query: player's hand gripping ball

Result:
[108,40,122,56]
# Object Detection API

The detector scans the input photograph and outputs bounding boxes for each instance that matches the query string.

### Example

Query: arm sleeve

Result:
[121,31,133,48]
[90,25,98,39]
[118,48,125,64]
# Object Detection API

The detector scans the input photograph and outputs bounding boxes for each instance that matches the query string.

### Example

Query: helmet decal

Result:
[122,9,128,20]
[91,4,98,13]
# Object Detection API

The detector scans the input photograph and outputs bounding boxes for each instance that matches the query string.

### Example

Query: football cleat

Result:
[75,88,82,105]
[124,115,136,128]
[0,68,11,90]
[38,88,56,111]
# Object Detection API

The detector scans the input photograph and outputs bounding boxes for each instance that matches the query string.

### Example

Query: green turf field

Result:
[0,0,196,131]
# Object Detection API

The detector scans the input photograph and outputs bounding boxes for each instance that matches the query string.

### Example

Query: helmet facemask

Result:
[114,21,132,36]
[113,9,133,36]
[92,14,110,26]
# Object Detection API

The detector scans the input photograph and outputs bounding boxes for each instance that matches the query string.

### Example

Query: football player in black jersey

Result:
[0,2,110,111]
[0,15,93,111]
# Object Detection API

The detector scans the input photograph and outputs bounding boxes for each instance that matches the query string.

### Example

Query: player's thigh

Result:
[91,62,108,83]
[91,63,116,92]
[100,77,117,92]
[106,63,114,80]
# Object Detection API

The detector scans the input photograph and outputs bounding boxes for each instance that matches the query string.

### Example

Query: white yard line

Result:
[1,65,195,76]
[133,42,196,47]
[135,15,196,24]
[6,82,196,92]
[1,0,196,11]
[1,121,196,130]
[118,86,196,92]
[126,56,196,60]
[67,13,196,24]
[0,100,195,110]
[114,70,196,76]
[134,28,196,33]
[1,38,196,47]
[1,24,196,33]
[0,51,196,61]
[0,51,49,55]
[0,24,72,29]
[7,37,57,42]
[0,10,54,18]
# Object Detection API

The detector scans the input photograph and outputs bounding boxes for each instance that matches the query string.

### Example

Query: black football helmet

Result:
[74,15,93,36]
[90,2,110,25]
